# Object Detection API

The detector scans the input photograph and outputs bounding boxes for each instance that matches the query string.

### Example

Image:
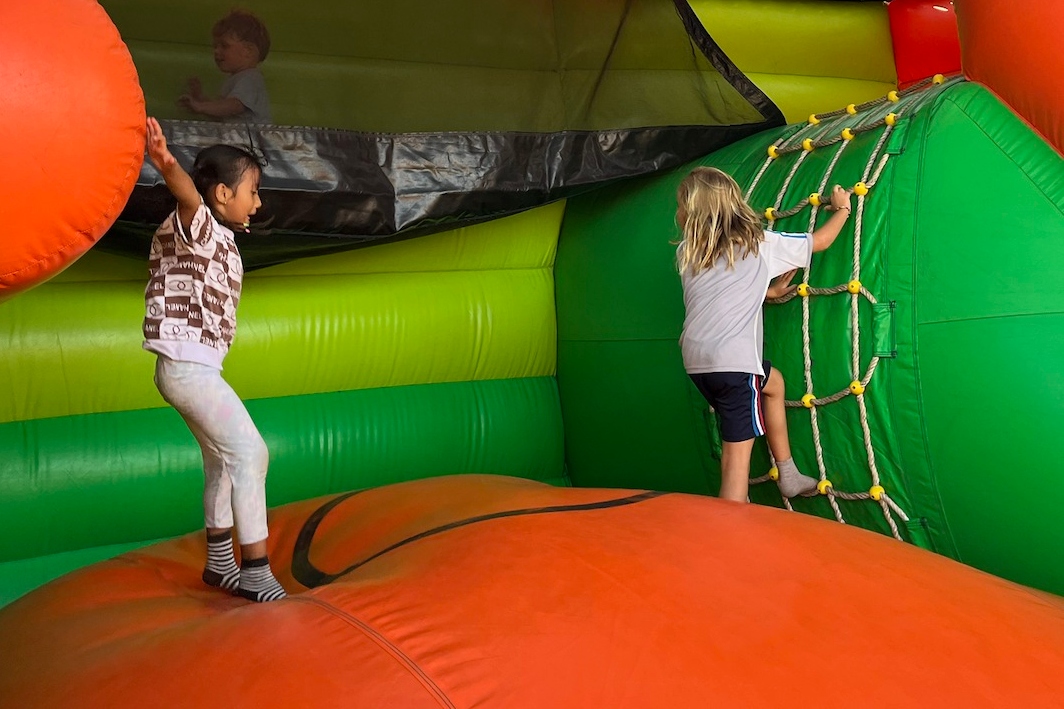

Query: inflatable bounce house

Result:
[3,0,1064,705]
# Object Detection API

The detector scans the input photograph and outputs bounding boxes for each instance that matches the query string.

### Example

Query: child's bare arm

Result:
[146,117,200,233]
[178,95,246,118]
[811,185,853,253]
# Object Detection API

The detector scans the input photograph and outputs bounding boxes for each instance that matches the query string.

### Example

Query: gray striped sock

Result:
[203,530,240,591]
[238,556,287,603]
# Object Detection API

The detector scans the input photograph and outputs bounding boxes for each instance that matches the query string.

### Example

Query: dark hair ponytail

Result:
[190,145,262,209]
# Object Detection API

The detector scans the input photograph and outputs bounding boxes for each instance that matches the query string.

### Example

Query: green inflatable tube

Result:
[557,79,1064,595]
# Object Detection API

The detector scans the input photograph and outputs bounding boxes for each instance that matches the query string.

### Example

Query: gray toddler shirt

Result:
[220,68,272,124]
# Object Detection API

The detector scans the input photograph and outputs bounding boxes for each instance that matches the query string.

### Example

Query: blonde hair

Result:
[675,167,764,274]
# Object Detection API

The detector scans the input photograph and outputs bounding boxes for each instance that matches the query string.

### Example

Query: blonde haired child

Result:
[676,166,852,503]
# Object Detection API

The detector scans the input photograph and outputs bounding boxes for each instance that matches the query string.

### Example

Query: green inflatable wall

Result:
[0,205,567,605]
[556,78,1064,595]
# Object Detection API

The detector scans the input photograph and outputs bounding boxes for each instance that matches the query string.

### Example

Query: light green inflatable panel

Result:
[691,0,897,122]
[557,79,1064,595]
[1,204,562,423]
[0,203,566,607]
[105,0,896,132]
[101,0,765,132]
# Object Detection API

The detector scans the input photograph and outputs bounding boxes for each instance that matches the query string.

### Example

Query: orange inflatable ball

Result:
[2,475,1064,707]
[0,0,143,301]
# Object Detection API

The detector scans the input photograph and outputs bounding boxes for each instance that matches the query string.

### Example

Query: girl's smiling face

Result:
[215,167,261,232]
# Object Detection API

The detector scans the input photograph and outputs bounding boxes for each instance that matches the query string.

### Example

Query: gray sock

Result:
[776,458,818,498]
[238,556,287,603]
[202,530,240,591]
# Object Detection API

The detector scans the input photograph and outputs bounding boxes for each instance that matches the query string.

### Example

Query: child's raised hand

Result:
[186,77,203,100]
[810,186,852,252]
[145,117,177,173]
[828,185,853,212]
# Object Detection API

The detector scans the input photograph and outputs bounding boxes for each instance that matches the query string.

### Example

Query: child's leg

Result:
[156,361,269,542]
[762,367,817,498]
[158,369,241,590]
[178,418,242,590]
[154,358,285,602]
[719,439,755,502]
[157,362,236,533]
[691,372,759,503]
[761,367,792,463]
[179,415,234,533]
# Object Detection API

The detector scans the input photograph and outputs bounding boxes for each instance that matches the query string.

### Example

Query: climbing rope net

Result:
[742,74,959,541]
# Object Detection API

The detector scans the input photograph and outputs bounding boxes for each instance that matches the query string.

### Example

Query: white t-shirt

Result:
[143,203,244,369]
[220,67,272,124]
[679,230,812,376]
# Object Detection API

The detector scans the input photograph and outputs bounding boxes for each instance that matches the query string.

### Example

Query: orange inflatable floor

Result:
[2,475,1063,707]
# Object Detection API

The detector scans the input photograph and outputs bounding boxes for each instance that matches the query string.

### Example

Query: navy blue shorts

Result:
[689,360,772,443]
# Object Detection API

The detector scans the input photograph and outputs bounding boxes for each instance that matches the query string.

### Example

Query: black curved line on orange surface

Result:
[291,490,668,588]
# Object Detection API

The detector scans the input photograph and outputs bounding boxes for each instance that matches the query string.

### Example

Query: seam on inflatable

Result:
[288,595,457,709]
[939,90,1064,214]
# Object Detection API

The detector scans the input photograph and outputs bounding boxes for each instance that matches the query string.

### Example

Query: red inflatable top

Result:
[955,0,1064,156]
[888,0,962,90]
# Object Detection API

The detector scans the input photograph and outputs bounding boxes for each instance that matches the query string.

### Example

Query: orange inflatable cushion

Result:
[2,475,1063,707]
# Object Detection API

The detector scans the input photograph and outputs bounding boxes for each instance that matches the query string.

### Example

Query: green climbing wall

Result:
[557,79,1064,595]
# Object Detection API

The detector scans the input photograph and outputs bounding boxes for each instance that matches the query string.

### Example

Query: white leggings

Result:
[154,357,270,545]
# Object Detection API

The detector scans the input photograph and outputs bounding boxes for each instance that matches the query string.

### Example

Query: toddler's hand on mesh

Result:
[186,77,203,100]
[177,94,205,114]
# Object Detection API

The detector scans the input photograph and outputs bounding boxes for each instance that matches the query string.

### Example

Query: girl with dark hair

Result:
[142,117,285,602]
